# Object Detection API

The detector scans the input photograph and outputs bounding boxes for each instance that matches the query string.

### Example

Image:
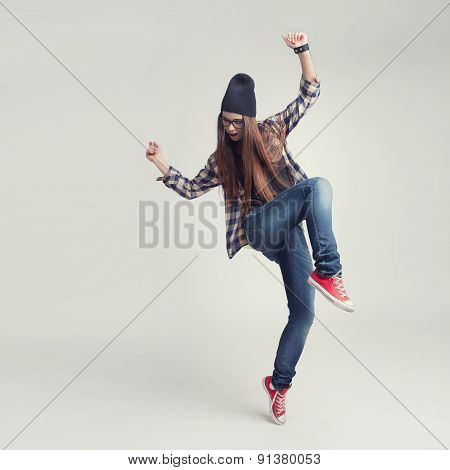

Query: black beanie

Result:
[221,73,256,117]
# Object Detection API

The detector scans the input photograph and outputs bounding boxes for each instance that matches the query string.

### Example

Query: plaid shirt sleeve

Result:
[263,73,322,138]
[155,152,221,199]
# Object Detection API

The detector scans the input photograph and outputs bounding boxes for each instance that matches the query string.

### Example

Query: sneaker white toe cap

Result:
[276,415,286,424]
[344,300,356,310]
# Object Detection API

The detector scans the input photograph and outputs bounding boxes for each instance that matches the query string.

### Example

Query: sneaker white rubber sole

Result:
[307,276,356,313]
[262,377,286,425]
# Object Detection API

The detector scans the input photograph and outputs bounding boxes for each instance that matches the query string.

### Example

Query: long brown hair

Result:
[215,113,291,218]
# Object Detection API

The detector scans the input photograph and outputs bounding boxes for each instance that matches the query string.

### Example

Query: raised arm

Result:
[263,74,321,139]
[263,32,322,138]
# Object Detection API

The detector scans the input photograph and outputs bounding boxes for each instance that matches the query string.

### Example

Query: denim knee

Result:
[287,296,315,322]
[308,177,332,206]
[309,176,332,193]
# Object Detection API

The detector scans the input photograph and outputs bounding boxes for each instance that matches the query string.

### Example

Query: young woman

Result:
[146,32,355,425]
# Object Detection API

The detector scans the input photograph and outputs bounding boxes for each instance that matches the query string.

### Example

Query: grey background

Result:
[1,0,449,450]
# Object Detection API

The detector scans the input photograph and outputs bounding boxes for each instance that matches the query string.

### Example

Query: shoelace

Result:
[332,276,348,298]
[274,392,286,416]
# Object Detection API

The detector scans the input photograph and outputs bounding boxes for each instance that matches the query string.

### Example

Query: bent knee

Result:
[309,177,332,198]
[309,176,331,189]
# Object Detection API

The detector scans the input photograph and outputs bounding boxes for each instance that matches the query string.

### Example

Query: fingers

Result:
[146,140,160,159]
[147,141,159,151]
[284,32,296,45]
[285,32,305,44]
[288,32,298,43]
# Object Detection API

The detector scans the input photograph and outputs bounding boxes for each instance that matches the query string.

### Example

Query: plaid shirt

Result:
[156,74,322,259]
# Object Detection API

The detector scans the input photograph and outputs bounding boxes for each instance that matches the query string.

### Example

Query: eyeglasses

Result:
[221,116,244,129]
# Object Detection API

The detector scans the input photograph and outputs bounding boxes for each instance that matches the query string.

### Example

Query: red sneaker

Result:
[262,375,292,425]
[308,270,356,312]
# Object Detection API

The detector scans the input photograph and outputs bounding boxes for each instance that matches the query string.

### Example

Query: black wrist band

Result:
[294,43,309,54]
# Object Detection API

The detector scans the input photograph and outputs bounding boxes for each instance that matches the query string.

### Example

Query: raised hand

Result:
[146,140,162,163]
[282,32,308,49]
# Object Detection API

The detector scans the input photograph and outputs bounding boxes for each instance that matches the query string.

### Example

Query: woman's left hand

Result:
[282,32,308,49]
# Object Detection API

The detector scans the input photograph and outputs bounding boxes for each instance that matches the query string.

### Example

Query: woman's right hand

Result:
[146,141,162,163]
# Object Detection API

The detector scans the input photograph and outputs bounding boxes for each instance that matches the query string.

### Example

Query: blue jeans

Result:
[244,177,343,391]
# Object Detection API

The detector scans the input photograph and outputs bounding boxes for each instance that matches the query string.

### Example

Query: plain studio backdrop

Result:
[0,0,449,450]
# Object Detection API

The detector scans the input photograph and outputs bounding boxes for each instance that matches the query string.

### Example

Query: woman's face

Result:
[221,112,244,141]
